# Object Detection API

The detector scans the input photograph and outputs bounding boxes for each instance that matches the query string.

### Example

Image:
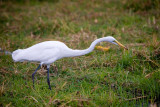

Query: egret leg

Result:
[47,65,51,90]
[32,64,41,89]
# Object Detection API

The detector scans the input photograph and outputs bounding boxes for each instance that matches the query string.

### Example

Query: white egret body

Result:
[12,36,127,90]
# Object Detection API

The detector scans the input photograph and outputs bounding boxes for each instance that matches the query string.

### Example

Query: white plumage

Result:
[12,41,65,64]
[12,36,127,90]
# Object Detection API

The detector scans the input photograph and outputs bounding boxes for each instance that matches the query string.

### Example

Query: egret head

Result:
[105,36,128,50]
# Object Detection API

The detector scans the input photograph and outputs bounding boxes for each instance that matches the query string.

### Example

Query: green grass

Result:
[0,0,160,106]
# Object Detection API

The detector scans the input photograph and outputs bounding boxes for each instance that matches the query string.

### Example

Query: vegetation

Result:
[0,0,160,106]
[124,0,160,12]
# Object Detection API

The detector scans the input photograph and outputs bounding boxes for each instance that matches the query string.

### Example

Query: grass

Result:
[0,0,160,106]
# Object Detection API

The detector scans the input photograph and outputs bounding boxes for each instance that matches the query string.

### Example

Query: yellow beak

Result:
[115,40,128,50]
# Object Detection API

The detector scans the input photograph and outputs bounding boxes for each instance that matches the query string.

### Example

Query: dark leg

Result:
[47,66,51,90]
[32,64,41,89]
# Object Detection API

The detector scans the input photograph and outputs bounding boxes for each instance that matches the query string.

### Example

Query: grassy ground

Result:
[0,0,160,106]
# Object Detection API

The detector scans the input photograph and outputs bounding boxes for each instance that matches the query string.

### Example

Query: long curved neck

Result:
[65,37,108,57]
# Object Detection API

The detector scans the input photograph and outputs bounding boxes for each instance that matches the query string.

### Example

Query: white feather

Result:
[12,36,118,65]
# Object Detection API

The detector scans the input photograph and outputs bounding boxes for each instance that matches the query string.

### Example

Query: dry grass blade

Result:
[124,96,147,101]
[6,102,12,107]
[0,81,5,97]
[56,82,67,91]
[145,69,160,78]
[61,82,67,90]
[52,99,61,105]
[133,50,160,67]
[127,43,145,47]
[60,98,90,107]
[74,98,90,102]
[149,103,158,107]
[144,55,160,67]
[91,84,98,94]
[149,35,160,49]
[24,96,39,103]
[48,92,58,105]
[60,99,72,107]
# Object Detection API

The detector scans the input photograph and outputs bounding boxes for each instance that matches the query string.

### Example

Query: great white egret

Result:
[12,36,127,90]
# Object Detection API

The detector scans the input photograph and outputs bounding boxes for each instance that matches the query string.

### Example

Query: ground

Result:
[0,0,160,106]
